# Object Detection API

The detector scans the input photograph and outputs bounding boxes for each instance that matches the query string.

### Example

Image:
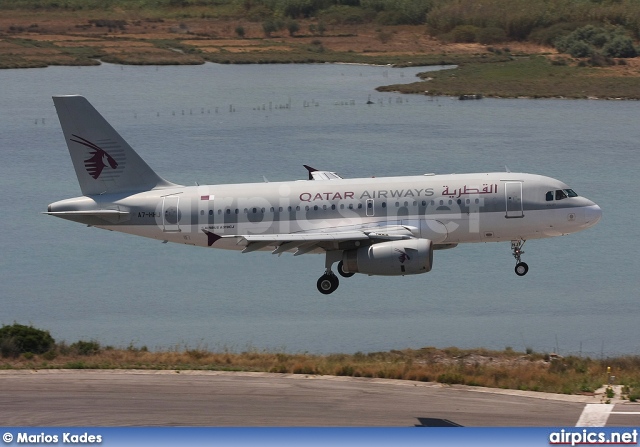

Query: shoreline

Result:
[2,12,640,99]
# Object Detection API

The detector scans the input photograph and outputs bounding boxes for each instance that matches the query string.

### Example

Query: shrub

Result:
[565,40,593,58]
[449,25,479,43]
[262,20,274,36]
[235,25,245,38]
[287,20,300,36]
[0,323,54,357]
[554,25,638,59]
[529,22,585,46]
[477,27,507,44]
[437,372,466,385]
[70,340,101,356]
[602,35,637,58]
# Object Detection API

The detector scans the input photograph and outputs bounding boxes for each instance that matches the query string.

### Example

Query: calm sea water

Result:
[0,63,637,357]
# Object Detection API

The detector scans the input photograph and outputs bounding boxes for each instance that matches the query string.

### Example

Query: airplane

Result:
[46,95,602,295]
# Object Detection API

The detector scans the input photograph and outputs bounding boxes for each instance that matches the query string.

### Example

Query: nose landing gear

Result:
[511,240,528,276]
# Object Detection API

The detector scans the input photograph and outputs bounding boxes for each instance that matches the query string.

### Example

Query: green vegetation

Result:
[378,55,640,99]
[555,25,637,59]
[3,0,640,40]
[0,323,55,357]
[2,0,640,96]
[2,324,640,397]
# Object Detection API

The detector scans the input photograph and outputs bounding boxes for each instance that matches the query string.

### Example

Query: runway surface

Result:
[1,370,637,426]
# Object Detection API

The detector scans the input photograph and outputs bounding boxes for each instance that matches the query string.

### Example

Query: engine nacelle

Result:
[342,239,433,276]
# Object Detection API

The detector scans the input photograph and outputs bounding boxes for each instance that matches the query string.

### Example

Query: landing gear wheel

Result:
[317,273,339,294]
[515,262,529,277]
[337,260,354,278]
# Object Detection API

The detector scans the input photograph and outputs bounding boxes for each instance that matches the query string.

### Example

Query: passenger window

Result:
[358,204,362,209]
[555,190,567,200]
[209,210,213,215]
[546,191,554,202]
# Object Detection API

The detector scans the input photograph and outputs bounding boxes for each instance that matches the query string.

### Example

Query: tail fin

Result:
[53,95,177,195]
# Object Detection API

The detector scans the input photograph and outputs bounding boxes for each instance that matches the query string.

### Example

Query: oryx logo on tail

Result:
[70,134,119,179]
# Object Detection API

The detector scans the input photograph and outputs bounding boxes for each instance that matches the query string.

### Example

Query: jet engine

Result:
[342,239,433,276]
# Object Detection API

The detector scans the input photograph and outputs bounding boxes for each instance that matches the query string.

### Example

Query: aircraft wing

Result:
[204,225,416,255]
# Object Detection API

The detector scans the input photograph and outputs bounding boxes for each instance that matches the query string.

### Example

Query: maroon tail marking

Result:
[70,134,118,180]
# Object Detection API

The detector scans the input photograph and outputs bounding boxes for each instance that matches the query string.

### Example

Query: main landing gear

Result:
[317,272,339,295]
[511,240,528,276]
[317,251,353,295]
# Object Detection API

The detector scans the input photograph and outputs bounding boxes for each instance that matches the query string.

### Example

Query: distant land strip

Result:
[2,1,640,99]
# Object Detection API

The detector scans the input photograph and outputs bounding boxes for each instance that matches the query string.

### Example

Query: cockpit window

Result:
[564,189,578,197]
[547,189,579,201]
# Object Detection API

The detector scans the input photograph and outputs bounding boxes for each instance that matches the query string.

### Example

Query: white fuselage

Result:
[48,172,602,253]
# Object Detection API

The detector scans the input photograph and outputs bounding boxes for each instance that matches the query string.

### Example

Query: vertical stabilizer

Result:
[53,95,177,195]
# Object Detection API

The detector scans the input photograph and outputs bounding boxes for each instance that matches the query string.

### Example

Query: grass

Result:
[377,55,640,99]
[3,344,640,397]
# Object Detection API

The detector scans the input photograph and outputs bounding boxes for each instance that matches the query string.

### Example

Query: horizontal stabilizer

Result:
[43,210,130,225]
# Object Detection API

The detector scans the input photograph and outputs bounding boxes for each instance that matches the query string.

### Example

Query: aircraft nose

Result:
[584,204,602,227]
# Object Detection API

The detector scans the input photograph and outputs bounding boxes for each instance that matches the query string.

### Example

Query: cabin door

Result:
[505,182,524,218]
[162,196,181,232]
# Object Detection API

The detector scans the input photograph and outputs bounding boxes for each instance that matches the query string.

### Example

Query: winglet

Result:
[303,165,317,180]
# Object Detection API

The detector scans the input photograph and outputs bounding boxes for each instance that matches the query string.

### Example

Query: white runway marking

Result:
[576,404,613,427]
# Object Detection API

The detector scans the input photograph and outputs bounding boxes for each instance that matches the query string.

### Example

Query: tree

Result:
[262,19,278,37]
[287,20,300,36]
[0,323,55,357]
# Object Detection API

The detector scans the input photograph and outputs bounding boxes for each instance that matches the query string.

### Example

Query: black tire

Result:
[337,260,355,278]
[515,262,529,277]
[317,273,339,294]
